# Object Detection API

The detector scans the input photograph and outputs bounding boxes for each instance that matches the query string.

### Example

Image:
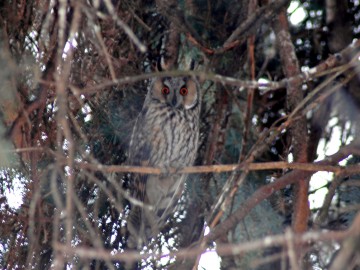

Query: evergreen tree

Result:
[0,0,360,269]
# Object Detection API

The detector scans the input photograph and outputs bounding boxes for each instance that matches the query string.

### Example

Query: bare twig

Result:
[329,213,360,270]
[285,229,301,270]
[68,39,360,94]
[52,212,360,264]
[102,0,146,53]
[221,0,290,52]
[93,24,117,81]
[204,141,358,243]
[54,1,81,268]
[75,160,346,175]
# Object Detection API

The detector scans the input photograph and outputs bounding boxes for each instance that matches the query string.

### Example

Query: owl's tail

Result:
[127,175,185,243]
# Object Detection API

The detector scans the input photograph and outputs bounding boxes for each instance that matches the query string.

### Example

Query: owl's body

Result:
[127,76,201,248]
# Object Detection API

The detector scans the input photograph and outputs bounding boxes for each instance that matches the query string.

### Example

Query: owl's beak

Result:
[170,94,180,108]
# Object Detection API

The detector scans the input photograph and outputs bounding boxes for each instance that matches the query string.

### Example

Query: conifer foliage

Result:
[1,0,360,269]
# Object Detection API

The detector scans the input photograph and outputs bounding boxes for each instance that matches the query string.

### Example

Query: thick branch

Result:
[204,142,357,243]
[274,7,309,236]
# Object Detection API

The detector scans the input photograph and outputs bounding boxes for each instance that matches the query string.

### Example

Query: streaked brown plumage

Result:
[127,76,201,249]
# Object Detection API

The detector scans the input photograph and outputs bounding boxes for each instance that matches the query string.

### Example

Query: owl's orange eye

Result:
[161,87,170,95]
[179,87,188,96]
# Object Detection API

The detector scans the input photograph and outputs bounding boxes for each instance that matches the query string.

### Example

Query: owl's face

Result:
[149,77,199,110]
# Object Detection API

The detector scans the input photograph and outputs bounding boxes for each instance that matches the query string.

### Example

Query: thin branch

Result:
[52,212,360,263]
[329,213,360,270]
[68,38,360,94]
[72,194,116,270]
[286,229,301,270]
[13,144,360,176]
[204,141,358,243]
[102,0,147,53]
[185,0,290,55]
[220,0,290,52]
[94,24,117,81]
[54,1,82,268]
[75,160,346,175]
[314,174,344,227]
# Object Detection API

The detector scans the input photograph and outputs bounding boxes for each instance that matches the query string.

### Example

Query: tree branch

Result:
[75,160,348,175]
[52,211,360,264]
[204,141,358,243]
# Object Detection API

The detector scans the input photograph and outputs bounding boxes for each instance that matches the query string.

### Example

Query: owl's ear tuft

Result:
[190,59,195,70]
[156,56,169,72]
[156,57,163,72]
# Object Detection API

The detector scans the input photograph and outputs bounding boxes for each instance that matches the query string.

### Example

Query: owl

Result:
[126,76,201,249]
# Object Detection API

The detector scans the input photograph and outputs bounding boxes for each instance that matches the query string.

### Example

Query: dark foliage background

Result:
[1,0,360,269]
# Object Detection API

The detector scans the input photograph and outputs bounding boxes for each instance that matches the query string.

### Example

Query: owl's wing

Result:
[127,112,152,197]
[127,113,153,248]
[127,109,152,167]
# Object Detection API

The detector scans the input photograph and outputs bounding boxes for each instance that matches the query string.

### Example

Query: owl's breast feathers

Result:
[130,102,199,168]
[150,104,198,167]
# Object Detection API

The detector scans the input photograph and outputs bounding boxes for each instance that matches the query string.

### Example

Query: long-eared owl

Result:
[127,76,201,248]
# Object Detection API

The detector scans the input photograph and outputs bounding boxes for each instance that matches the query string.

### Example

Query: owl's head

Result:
[149,77,199,110]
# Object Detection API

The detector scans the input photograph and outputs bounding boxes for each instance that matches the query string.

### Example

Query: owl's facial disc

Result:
[182,79,198,109]
[152,77,198,110]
